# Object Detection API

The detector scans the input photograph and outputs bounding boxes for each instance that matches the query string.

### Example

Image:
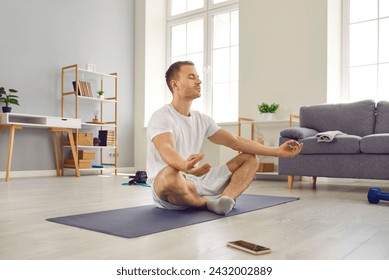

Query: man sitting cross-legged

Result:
[146,61,303,215]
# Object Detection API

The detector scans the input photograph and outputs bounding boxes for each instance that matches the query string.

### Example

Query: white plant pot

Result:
[262,113,275,121]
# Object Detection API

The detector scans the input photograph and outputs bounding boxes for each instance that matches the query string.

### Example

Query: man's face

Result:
[175,65,202,100]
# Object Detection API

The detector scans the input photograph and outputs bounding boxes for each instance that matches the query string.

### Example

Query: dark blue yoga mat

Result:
[47,194,299,238]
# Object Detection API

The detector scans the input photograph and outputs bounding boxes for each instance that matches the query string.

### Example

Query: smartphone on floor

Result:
[227,240,271,255]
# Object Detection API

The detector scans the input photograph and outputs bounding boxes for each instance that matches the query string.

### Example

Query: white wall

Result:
[327,0,342,103]
[239,0,328,120]
[0,0,135,174]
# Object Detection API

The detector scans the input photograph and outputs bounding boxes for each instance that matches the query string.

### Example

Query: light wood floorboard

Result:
[1,174,389,260]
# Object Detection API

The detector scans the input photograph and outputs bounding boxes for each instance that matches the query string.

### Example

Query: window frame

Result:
[341,0,351,101]
[167,0,207,21]
[342,0,389,102]
[166,12,208,112]
[208,4,239,122]
[167,0,238,21]
[166,0,239,123]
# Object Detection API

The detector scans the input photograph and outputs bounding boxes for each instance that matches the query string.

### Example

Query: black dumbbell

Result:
[367,187,389,204]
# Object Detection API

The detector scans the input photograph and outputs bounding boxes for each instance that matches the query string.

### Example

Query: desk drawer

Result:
[46,117,81,129]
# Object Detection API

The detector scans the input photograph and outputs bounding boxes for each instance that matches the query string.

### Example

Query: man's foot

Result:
[207,196,235,215]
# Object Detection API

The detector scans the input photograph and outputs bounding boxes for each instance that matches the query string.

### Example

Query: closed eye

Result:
[188,74,199,79]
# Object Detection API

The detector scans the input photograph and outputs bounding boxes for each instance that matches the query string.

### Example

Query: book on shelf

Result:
[98,130,115,146]
[80,81,88,97]
[72,81,82,96]
[81,81,92,97]
[86,82,92,97]
[72,81,92,97]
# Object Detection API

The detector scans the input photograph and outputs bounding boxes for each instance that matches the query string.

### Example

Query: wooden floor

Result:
[1,173,389,260]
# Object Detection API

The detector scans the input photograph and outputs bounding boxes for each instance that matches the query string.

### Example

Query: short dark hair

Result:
[165,61,195,93]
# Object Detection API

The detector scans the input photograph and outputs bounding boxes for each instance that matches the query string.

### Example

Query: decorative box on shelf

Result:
[74,133,94,146]
[78,150,95,160]
[69,150,96,160]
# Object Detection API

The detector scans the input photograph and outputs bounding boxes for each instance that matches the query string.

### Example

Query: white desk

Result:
[0,113,81,181]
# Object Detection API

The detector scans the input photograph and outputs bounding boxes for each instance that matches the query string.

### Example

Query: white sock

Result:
[207,196,235,215]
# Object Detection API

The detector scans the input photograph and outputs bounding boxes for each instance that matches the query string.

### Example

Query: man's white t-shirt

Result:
[146,104,221,185]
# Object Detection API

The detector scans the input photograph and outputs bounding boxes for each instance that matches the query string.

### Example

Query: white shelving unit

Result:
[61,64,118,175]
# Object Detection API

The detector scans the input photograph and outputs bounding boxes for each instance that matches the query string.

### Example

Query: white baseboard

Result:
[0,167,135,179]
[0,169,58,179]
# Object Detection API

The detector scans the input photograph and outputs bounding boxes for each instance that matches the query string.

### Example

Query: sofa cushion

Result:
[361,133,389,154]
[280,127,318,140]
[299,100,376,136]
[298,135,361,155]
[375,101,389,133]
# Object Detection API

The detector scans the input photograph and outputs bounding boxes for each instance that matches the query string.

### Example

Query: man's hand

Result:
[183,153,211,176]
[277,140,303,158]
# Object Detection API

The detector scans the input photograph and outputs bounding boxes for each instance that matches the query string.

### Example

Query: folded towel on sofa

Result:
[316,130,345,142]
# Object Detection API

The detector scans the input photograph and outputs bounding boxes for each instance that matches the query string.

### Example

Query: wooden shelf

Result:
[61,64,118,177]
[83,122,116,128]
[64,145,117,149]
[63,67,117,79]
[63,165,116,171]
[64,95,117,103]
[239,119,290,124]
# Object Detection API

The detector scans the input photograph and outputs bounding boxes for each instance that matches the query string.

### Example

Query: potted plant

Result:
[0,87,19,113]
[97,90,104,99]
[257,102,279,121]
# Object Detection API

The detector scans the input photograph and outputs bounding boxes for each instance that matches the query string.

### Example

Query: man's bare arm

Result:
[208,128,302,158]
[153,132,211,176]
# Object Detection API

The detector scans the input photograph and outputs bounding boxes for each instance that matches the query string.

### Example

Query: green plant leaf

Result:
[0,88,20,106]
[257,102,279,113]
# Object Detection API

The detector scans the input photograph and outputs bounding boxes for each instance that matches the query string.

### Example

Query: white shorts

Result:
[152,163,232,210]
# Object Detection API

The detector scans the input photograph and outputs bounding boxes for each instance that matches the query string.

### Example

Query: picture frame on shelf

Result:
[86,63,96,72]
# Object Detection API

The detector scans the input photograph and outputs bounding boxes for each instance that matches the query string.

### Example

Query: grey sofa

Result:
[278,100,389,188]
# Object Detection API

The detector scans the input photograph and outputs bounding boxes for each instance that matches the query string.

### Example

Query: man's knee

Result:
[237,152,258,166]
[240,153,257,162]
[154,166,187,194]
[227,153,258,173]
[242,153,258,170]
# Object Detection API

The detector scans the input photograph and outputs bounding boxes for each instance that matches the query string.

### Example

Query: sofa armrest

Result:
[280,127,318,140]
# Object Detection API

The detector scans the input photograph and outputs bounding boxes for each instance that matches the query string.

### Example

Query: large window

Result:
[343,0,389,102]
[167,0,239,123]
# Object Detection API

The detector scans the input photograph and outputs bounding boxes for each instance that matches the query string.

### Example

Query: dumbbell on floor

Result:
[367,187,389,204]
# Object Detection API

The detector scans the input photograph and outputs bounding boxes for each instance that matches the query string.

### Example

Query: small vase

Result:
[98,95,104,100]
[262,113,274,121]
[2,106,12,113]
